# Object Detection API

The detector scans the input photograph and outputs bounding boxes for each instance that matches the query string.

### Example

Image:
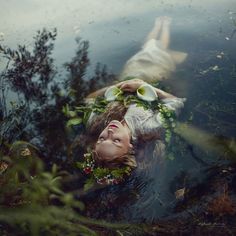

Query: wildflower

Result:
[137,83,157,102]
[104,86,123,101]
[83,167,92,174]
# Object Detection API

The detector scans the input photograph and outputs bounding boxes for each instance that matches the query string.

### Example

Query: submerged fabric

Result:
[120,39,176,82]
[124,97,185,143]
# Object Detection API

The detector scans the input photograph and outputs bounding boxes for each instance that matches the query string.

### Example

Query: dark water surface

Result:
[1,0,236,227]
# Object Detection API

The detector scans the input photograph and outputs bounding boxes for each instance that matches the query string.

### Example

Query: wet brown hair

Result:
[87,101,128,138]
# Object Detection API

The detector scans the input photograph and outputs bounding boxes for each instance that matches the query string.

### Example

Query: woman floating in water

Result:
[75,17,188,185]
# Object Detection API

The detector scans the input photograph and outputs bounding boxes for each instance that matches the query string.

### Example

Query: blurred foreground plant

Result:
[0,141,94,236]
[0,142,148,236]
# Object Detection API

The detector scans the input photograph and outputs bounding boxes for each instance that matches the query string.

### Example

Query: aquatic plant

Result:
[0,28,115,166]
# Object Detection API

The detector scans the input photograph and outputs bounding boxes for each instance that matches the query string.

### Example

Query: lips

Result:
[108,120,121,129]
[109,124,118,129]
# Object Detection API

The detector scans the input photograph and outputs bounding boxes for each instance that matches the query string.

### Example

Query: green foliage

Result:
[0,206,97,236]
[63,96,110,128]
[66,117,83,128]
[0,142,149,236]
[93,167,113,178]
[76,151,132,186]
[0,28,57,104]
[0,28,115,167]
[0,142,96,236]
[0,29,151,236]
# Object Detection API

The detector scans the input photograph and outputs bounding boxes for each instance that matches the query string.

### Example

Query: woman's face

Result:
[95,120,132,159]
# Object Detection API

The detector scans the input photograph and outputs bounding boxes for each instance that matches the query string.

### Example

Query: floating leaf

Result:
[167,153,175,160]
[66,118,83,127]
[175,188,186,200]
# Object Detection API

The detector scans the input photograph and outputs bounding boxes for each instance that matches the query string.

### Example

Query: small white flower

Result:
[104,86,122,101]
[136,84,157,102]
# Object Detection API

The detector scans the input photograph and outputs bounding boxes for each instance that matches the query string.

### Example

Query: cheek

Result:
[123,134,131,146]
[95,143,101,152]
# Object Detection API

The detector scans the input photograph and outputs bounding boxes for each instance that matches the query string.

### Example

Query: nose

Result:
[107,128,114,138]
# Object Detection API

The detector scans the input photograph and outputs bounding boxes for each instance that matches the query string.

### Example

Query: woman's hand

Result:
[116,79,145,92]
[87,79,145,99]
[117,78,176,99]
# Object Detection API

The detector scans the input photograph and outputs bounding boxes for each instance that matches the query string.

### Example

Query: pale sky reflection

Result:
[0,0,235,72]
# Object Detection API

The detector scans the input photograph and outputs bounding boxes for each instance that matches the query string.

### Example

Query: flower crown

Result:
[76,151,132,185]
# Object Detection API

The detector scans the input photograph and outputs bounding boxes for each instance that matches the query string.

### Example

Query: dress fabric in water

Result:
[120,39,177,82]
[124,97,185,143]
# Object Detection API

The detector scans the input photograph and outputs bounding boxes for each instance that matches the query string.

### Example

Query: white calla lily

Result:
[137,84,158,101]
[104,86,122,101]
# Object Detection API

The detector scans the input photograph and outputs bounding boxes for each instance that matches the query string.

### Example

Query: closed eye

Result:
[99,137,105,141]
[114,138,121,143]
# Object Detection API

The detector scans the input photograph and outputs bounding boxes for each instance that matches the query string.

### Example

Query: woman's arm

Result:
[86,79,143,98]
[117,79,176,99]
[86,78,176,99]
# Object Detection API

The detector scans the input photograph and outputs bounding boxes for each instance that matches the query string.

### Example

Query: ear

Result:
[129,143,133,149]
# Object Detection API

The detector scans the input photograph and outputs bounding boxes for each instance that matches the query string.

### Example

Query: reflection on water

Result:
[1,0,236,233]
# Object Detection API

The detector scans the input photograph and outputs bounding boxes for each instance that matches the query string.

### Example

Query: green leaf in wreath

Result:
[68,110,76,118]
[66,118,83,127]
[76,162,84,169]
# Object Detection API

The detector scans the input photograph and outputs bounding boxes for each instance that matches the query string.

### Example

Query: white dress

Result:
[120,39,176,82]
[124,97,185,143]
